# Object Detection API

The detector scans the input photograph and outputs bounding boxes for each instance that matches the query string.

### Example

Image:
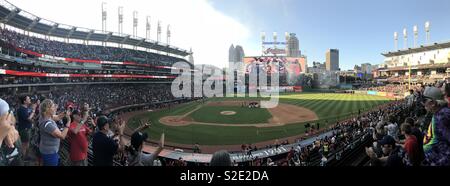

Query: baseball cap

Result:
[423,87,444,101]
[96,115,111,129]
[379,135,396,146]
[130,131,148,149]
[0,98,10,116]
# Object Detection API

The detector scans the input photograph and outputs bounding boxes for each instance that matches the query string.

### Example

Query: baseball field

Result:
[127,93,393,146]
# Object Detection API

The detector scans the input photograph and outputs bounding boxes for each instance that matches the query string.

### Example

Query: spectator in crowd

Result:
[16,95,36,160]
[400,123,421,166]
[193,143,201,153]
[126,130,164,166]
[38,99,71,166]
[320,155,328,166]
[444,82,450,107]
[67,109,91,166]
[406,89,415,107]
[404,117,424,163]
[421,87,450,166]
[210,150,232,166]
[286,147,295,162]
[0,98,21,166]
[385,115,399,142]
[92,115,125,166]
[0,98,17,148]
[366,135,406,166]
[0,108,12,148]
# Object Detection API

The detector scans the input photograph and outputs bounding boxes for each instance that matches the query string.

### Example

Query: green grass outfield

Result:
[128,93,393,145]
[190,106,272,124]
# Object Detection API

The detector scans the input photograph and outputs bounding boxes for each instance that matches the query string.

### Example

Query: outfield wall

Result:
[353,90,404,99]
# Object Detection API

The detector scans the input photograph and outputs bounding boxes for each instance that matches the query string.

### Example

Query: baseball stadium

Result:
[0,0,449,169]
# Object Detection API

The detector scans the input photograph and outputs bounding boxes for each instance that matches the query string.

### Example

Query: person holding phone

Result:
[92,115,125,166]
[38,99,71,166]
[67,109,91,166]
[17,96,36,159]
[0,98,18,148]
[126,125,165,166]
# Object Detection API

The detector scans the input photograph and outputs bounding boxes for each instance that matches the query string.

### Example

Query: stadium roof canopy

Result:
[0,0,191,57]
[381,41,450,57]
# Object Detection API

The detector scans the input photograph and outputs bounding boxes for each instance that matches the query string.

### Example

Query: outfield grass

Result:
[189,106,272,124]
[128,93,393,145]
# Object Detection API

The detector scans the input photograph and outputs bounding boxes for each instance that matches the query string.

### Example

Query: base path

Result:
[159,101,318,127]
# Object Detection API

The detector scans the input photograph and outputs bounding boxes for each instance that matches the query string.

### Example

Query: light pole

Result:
[413,25,418,48]
[425,21,430,44]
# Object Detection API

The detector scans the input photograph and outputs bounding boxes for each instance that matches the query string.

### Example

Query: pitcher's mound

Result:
[220,111,237,115]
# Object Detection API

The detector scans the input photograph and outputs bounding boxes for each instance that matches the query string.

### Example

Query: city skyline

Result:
[210,0,450,70]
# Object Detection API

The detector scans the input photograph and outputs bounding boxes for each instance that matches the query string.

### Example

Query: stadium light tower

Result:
[403,28,408,49]
[118,7,123,35]
[146,16,151,40]
[118,6,123,48]
[394,32,398,50]
[273,32,278,51]
[166,24,171,56]
[102,2,107,33]
[425,21,430,44]
[261,32,266,56]
[133,11,138,37]
[285,32,289,56]
[167,24,171,45]
[157,21,162,43]
[132,11,138,49]
[413,25,418,48]
[101,2,107,46]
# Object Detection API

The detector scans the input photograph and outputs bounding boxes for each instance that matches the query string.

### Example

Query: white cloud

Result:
[7,0,250,68]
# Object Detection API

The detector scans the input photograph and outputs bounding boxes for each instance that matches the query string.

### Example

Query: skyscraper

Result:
[326,49,339,71]
[229,44,235,63]
[286,33,300,57]
[361,63,372,75]
[229,44,245,63]
[234,45,245,63]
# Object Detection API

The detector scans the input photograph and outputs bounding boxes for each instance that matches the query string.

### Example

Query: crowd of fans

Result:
[0,59,175,85]
[1,84,175,114]
[1,80,449,166]
[387,75,447,84]
[0,83,189,166]
[0,59,172,75]
[0,27,187,66]
[232,96,421,166]
[363,82,450,166]
[358,83,422,94]
[0,76,171,85]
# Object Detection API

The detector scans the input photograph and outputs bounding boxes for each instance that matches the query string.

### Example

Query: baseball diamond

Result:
[128,93,393,146]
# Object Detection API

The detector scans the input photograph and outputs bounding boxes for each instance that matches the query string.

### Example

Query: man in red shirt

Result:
[68,109,92,166]
[400,123,421,166]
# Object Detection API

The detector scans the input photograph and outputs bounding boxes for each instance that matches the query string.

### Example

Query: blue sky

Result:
[208,0,450,70]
